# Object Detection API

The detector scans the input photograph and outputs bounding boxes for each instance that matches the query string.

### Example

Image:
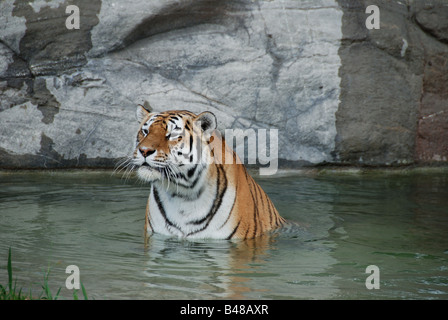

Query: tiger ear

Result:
[195,111,217,132]
[136,102,152,123]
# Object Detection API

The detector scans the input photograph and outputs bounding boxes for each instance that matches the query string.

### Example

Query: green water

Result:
[0,169,447,299]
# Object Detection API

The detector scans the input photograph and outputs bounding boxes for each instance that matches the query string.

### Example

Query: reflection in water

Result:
[143,236,274,299]
[142,231,339,299]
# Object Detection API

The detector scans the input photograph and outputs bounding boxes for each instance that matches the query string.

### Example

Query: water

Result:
[0,169,447,300]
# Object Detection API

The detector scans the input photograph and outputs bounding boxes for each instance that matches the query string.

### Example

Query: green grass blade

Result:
[13,278,19,299]
[7,248,12,293]
[73,289,79,300]
[81,283,88,300]
[55,287,62,300]
[42,268,52,300]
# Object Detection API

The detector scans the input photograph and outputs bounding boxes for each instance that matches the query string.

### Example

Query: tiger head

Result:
[132,105,217,183]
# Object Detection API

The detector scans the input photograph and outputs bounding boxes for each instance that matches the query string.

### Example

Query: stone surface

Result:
[336,0,448,166]
[0,0,447,169]
[412,1,448,163]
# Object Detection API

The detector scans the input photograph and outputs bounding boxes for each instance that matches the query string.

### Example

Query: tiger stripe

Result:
[185,164,227,236]
[153,186,183,235]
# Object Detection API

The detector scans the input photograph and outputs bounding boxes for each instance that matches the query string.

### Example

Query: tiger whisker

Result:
[166,161,181,193]
[114,156,137,183]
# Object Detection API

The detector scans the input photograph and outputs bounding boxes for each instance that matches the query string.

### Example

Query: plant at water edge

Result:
[0,248,29,300]
[72,282,89,300]
[40,266,62,300]
[0,248,89,300]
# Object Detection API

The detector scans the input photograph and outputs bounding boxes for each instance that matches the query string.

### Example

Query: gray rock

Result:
[336,0,448,166]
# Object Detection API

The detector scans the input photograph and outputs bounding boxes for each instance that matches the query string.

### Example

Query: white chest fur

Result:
[147,168,236,239]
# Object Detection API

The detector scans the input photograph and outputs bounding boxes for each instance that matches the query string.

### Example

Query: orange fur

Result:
[208,132,285,238]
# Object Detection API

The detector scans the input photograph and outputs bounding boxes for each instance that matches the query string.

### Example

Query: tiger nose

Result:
[139,147,155,158]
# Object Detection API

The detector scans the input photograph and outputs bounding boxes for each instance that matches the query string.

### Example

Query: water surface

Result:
[0,169,447,299]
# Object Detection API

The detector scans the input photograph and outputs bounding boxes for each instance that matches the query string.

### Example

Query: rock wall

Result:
[0,0,447,169]
[336,0,448,165]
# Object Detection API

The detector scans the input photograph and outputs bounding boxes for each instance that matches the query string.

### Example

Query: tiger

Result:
[128,104,286,240]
